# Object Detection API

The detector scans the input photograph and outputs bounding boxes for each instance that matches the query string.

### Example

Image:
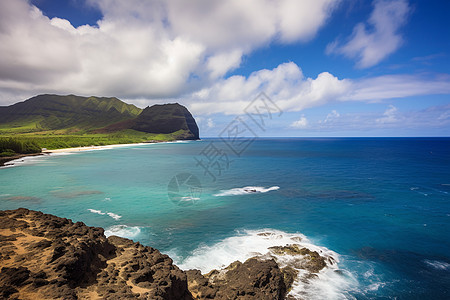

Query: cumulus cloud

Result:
[376,105,398,123]
[185,61,450,116]
[322,110,340,123]
[188,62,352,115]
[2,0,449,122]
[290,115,309,129]
[326,0,410,68]
[207,118,215,128]
[0,0,340,104]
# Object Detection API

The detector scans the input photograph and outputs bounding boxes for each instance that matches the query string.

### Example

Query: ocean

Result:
[1,138,449,299]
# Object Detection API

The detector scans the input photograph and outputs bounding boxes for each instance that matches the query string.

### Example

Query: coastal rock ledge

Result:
[0,209,329,299]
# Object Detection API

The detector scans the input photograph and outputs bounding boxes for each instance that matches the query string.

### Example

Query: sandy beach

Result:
[43,142,153,154]
[0,143,153,167]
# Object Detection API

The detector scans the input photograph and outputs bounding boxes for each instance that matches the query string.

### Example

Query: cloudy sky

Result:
[0,0,449,136]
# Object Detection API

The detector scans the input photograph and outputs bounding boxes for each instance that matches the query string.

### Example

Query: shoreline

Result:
[0,140,191,167]
[0,142,151,167]
[0,152,47,167]
[42,142,155,154]
[0,208,331,299]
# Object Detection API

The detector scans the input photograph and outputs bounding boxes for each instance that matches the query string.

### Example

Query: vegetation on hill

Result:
[0,94,142,134]
[0,137,41,157]
[131,103,199,140]
[0,94,200,157]
[0,130,185,151]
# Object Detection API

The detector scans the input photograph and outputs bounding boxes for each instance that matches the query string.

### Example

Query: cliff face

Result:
[0,209,331,299]
[131,103,199,140]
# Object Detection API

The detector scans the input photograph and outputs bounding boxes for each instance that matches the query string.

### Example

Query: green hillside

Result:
[0,94,142,134]
[0,94,200,157]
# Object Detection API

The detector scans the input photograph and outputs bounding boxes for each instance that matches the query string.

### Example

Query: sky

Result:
[0,0,449,137]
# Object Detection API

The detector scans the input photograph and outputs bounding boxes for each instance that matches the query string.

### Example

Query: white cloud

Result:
[376,105,398,123]
[206,49,243,79]
[290,115,309,129]
[189,62,351,115]
[0,0,340,104]
[327,0,410,68]
[1,0,449,124]
[207,118,215,128]
[323,110,340,123]
[298,104,450,134]
[186,61,450,116]
[346,74,450,101]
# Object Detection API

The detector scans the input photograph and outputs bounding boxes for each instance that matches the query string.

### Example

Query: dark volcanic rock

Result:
[131,103,199,140]
[0,209,307,299]
[269,244,327,273]
[187,257,289,300]
[0,208,191,299]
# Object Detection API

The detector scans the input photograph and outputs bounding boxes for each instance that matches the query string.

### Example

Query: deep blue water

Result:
[1,138,449,299]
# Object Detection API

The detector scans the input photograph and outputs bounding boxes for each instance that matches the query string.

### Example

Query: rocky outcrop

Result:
[131,103,199,140]
[186,257,289,300]
[0,208,191,299]
[268,244,328,273]
[0,209,333,299]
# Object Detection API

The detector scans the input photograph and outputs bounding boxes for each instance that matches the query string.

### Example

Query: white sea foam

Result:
[87,209,105,215]
[48,152,75,156]
[175,229,357,299]
[104,225,141,239]
[107,212,122,220]
[165,140,190,144]
[214,186,280,197]
[424,259,450,271]
[87,209,122,220]
[180,196,200,202]
[1,155,50,168]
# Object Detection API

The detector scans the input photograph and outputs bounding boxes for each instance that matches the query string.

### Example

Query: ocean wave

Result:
[104,225,141,239]
[175,229,357,299]
[214,186,280,196]
[87,208,105,215]
[48,152,75,156]
[107,212,122,220]
[165,140,190,144]
[1,155,49,168]
[424,259,450,271]
[87,209,122,220]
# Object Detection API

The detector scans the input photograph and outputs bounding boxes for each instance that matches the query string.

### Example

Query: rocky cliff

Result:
[0,209,331,299]
[131,104,199,140]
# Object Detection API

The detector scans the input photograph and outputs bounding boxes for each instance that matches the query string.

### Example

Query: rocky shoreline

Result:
[0,153,46,167]
[0,209,332,299]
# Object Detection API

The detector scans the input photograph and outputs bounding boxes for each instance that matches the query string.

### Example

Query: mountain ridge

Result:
[0,94,199,140]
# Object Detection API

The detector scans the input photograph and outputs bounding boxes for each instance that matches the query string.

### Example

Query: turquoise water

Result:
[1,138,449,299]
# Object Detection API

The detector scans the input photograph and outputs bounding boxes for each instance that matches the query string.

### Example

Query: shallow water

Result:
[1,138,449,299]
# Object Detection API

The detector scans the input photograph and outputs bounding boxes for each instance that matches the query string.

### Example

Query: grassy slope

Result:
[0,95,142,134]
[0,95,196,153]
[1,129,188,150]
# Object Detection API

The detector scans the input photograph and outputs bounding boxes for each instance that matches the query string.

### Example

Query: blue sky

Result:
[0,0,449,137]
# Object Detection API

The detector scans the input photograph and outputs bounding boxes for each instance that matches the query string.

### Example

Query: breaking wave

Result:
[87,209,122,220]
[175,229,358,299]
[104,225,141,239]
[214,186,280,196]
